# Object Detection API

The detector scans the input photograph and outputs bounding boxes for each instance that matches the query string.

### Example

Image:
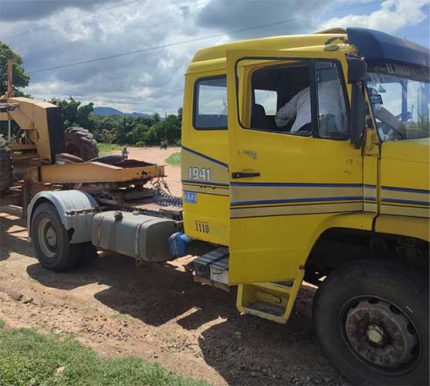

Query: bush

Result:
[165,152,181,166]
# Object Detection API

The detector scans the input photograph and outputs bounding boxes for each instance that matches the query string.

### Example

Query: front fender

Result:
[375,214,429,242]
[27,190,99,244]
[306,212,375,257]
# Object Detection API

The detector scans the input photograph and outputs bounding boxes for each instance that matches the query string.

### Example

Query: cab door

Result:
[226,49,364,284]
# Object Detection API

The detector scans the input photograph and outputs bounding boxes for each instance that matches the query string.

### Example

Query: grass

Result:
[0,322,207,386]
[165,152,181,166]
[97,143,123,156]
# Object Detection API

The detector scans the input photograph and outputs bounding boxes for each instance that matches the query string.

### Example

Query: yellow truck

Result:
[26,27,428,384]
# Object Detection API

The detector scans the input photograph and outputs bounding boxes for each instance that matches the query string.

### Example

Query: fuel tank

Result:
[91,211,177,262]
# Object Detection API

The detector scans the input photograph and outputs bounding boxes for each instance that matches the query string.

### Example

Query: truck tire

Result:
[313,259,428,385]
[31,202,81,272]
[0,135,12,194]
[65,127,98,161]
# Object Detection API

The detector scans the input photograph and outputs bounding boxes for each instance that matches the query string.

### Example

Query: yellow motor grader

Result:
[0,62,167,214]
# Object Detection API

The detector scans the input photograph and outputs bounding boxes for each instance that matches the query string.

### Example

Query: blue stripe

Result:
[382,198,430,206]
[182,179,229,187]
[231,196,363,206]
[363,184,376,189]
[181,146,228,168]
[231,181,363,188]
[363,196,376,201]
[382,186,430,195]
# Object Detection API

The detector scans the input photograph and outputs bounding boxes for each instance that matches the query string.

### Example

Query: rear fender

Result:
[27,190,99,244]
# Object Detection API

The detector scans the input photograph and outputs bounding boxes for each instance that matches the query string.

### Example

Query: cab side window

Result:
[315,61,349,139]
[194,76,227,130]
[249,61,312,135]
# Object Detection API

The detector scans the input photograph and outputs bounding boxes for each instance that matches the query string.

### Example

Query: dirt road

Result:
[0,147,347,386]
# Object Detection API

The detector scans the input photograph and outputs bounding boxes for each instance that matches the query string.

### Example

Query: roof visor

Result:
[347,28,429,69]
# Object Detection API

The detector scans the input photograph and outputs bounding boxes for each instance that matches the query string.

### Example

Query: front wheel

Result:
[313,259,428,385]
[31,203,81,272]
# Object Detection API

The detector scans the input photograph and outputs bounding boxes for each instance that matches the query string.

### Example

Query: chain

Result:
[151,176,183,207]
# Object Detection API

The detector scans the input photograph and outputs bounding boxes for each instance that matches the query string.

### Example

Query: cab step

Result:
[237,271,304,324]
[193,248,304,324]
[245,301,285,317]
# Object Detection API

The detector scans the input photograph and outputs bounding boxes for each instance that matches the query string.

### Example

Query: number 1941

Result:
[188,167,211,181]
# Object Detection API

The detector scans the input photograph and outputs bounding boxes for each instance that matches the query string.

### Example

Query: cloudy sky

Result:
[1,0,429,114]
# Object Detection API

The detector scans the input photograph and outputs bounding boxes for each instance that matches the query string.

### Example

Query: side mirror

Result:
[347,56,367,149]
[350,83,365,149]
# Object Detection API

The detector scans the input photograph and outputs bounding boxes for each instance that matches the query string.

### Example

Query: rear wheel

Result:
[31,202,81,272]
[313,259,428,385]
[0,135,12,194]
[65,127,98,161]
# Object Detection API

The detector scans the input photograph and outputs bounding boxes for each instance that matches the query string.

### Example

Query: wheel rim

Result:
[340,296,421,374]
[37,218,58,258]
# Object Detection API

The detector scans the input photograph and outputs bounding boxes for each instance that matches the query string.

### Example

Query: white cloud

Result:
[0,0,428,113]
[0,0,214,113]
[320,0,430,33]
[0,0,115,21]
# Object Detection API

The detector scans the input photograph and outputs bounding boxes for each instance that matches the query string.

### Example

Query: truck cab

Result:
[182,28,428,280]
[180,28,429,384]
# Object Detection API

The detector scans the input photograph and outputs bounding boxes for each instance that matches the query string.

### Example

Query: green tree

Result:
[98,127,118,144]
[0,42,30,96]
[152,112,161,124]
[58,97,182,146]
[143,125,159,145]
[117,117,135,144]
[177,107,183,126]
[151,114,181,144]
[58,97,94,129]
[91,116,121,142]
[126,123,149,145]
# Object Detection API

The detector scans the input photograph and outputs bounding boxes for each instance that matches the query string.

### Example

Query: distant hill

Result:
[92,107,152,118]
[129,112,151,118]
[92,107,124,116]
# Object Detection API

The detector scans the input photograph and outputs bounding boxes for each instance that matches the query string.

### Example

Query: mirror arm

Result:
[350,80,366,149]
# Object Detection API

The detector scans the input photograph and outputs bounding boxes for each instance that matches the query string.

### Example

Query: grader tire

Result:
[65,127,98,161]
[0,135,12,194]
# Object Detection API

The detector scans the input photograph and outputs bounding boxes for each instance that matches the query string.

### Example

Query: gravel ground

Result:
[0,146,347,386]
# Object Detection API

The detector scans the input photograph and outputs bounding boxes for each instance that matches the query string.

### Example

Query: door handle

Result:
[231,171,260,179]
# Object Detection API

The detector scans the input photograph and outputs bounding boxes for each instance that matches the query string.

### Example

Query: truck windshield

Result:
[367,70,430,141]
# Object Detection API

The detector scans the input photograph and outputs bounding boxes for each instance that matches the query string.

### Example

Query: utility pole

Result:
[6,60,13,140]
[7,60,13,98]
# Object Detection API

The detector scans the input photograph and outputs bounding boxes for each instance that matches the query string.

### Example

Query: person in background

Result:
[275,81,405,138]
